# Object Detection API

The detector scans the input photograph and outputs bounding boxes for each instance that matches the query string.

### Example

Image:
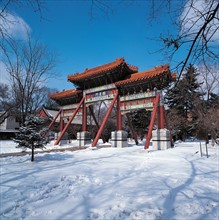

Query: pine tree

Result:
[165,64,203,140]
[13,116,48,161]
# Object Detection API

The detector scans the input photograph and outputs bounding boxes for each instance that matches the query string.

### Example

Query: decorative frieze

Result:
[120,102,154,111]
[120,90,158,101]
[84,83,116,95]
[85,92,116,103]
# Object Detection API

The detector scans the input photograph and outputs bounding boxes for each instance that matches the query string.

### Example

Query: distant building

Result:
[38,106,86,125]
[38,106,95,140]
[38,107,60,121]
[0,112,19,139]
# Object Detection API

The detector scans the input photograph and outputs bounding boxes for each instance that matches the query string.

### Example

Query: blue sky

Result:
[8,1,185,90]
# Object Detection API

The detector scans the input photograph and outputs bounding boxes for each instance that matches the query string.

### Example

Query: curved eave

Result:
[50,89,82,101]
[68,57,138,83]
[115,64,174,88]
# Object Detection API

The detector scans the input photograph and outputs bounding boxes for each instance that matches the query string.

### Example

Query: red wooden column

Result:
[88,106,106,143]
[157,104,161,129]
[159,105,165,129]
[92,91,118,147]
[82,101,87,131]
[117,94,122,130]
[144,94,160,149]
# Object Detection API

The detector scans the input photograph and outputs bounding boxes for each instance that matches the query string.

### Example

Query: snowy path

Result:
[0,143,218,220]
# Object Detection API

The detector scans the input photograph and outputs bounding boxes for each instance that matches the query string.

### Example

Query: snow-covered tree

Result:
[13,116,48,161]
[195,93,219,143]
[165,64,203,140]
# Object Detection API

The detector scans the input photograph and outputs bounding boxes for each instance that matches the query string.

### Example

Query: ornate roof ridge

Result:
[126,63,138,72]
[134,64,169,76]
[115,64,172,86]
[68,57,138,81]
[50,88,82,100]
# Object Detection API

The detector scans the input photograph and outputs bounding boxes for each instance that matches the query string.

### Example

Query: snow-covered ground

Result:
[0,141,218,220]
[0,139,82,154]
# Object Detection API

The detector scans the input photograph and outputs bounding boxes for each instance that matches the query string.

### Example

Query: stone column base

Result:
[152,129,171,150]
[56,132,68,146]
[77,131,91,147]
[111,130,128,148]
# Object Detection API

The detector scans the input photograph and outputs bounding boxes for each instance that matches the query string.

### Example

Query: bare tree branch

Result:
[2,36,56,125]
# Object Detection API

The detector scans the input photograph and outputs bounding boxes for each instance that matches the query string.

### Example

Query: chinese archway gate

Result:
[48,58,175,150]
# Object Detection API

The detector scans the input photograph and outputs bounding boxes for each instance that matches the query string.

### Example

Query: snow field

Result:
[0,142,218,220]
[0,140,80,154]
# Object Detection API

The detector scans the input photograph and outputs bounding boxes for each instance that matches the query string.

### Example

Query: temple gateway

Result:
[48,57,176,150]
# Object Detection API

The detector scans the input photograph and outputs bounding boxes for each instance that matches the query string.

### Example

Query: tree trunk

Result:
[31,145,34,162]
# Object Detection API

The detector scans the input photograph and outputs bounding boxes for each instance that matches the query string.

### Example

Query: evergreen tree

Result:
[207,93,219,108]
[165,64,203,140]
[13,116,48,161]
[127,109,150,140]
[197,93,219,143]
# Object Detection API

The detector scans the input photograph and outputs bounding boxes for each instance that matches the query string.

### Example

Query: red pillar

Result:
[55,97,85,145]
[82,101,87,131]
[159,105,165,129]
[92,91,118,147]
[157,104,161,129]
[117,95,122,130]
[88,106,106,143]
[145,94,160,149]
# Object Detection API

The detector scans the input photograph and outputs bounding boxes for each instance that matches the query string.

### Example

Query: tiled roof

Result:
[68,58,138,82]
[50,88,82,100]
[115,64,175,86]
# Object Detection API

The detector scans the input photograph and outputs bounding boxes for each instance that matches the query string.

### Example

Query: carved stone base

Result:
[111,130,128,148]
[56,132,68,146]
[77,131,91,147]
[152,129,171,150]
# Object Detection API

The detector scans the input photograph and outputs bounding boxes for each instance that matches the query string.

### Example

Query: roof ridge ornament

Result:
[116,57,125,62]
